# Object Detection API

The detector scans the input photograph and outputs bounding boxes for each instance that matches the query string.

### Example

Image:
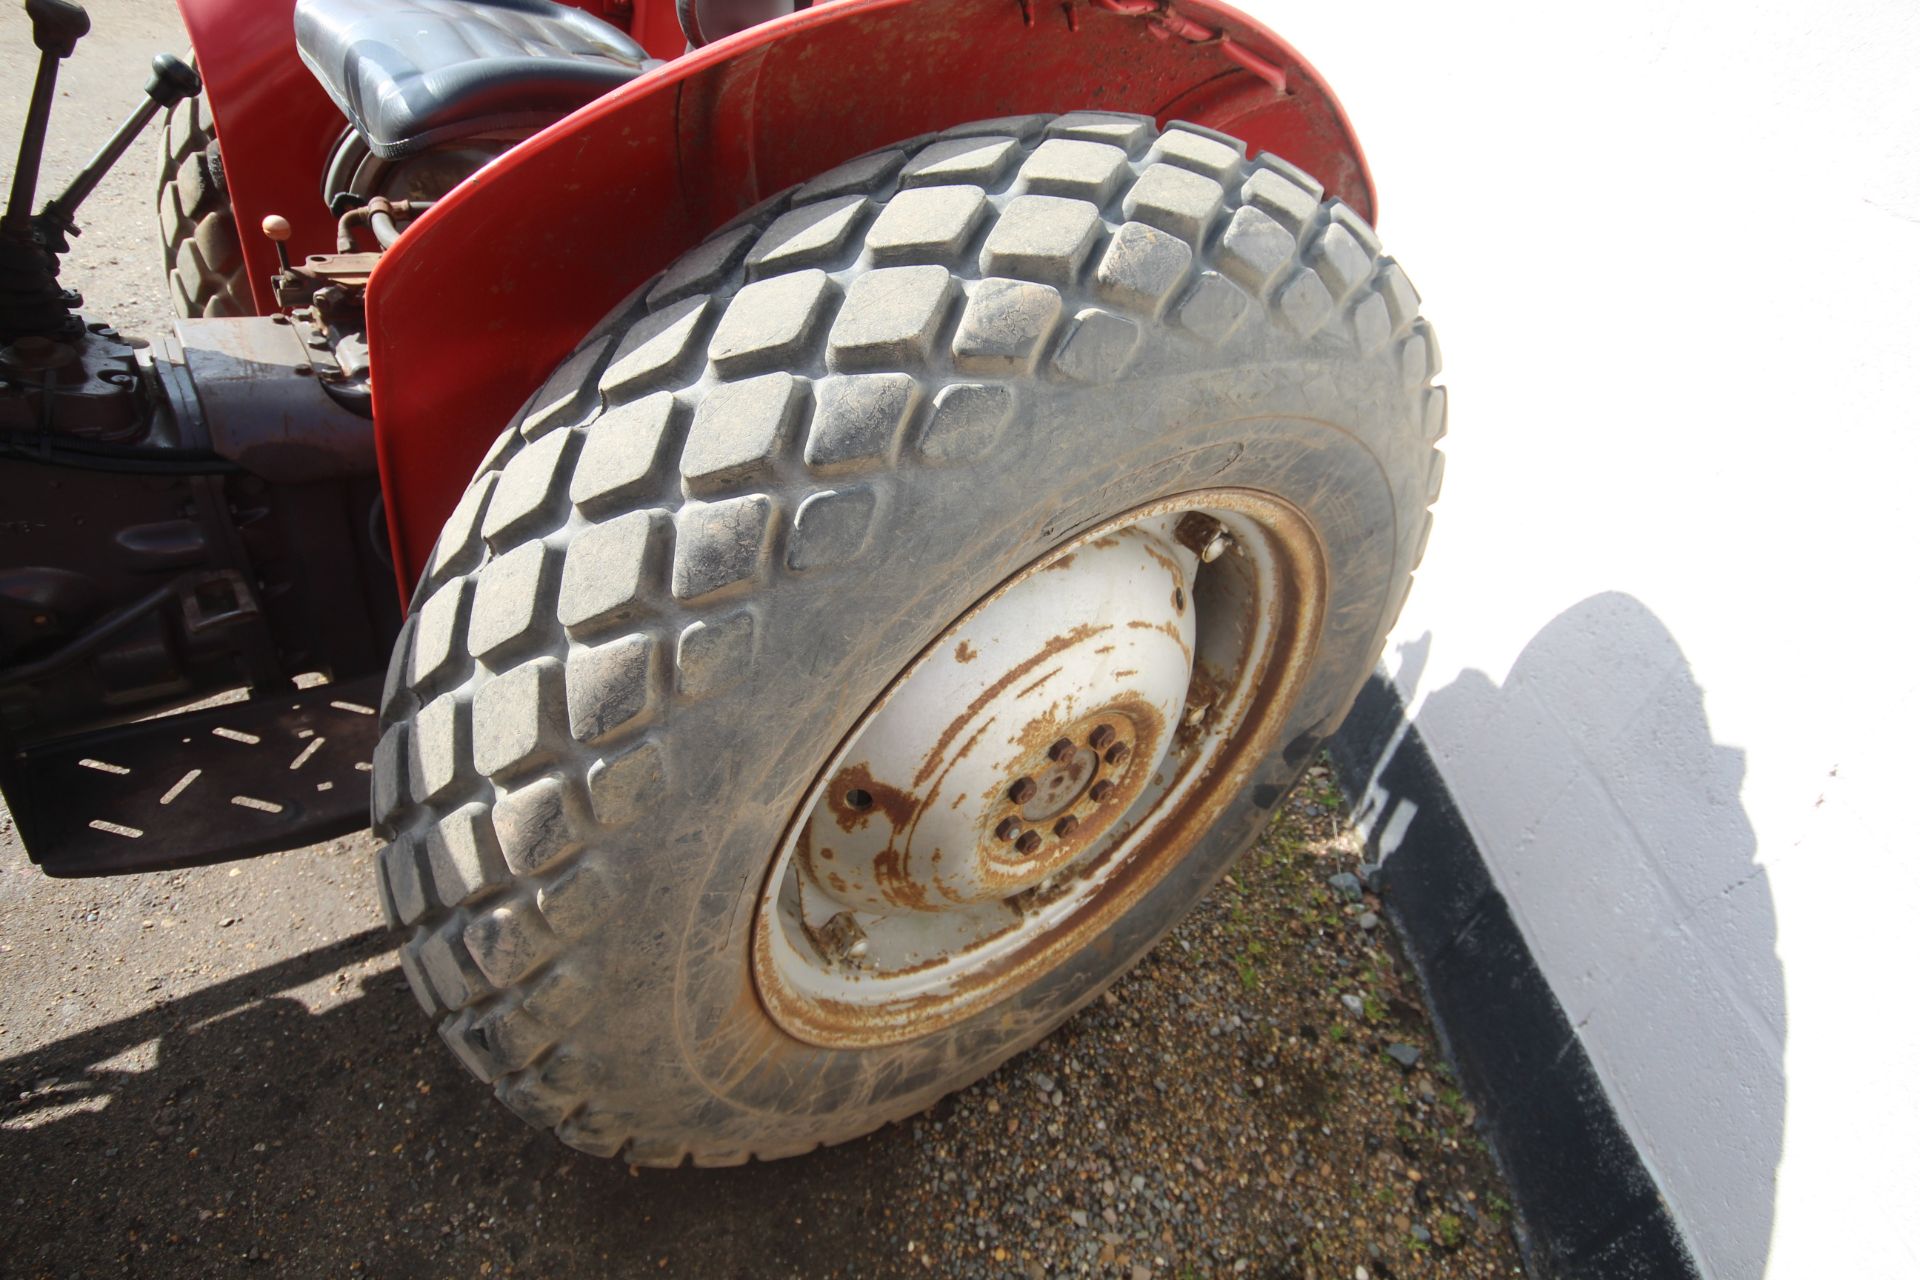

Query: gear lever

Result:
[38,53,201,248]
[3,0,92,234]
[3,0,204,339]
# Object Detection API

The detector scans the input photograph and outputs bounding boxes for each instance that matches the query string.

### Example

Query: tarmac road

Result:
[1,6,1524,1278]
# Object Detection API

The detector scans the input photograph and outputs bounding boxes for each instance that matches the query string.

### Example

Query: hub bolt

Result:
[1048,738,1075,762]
[1015,830,1043,856]
[1089,780,1115,803]
[1104,743,1130,765]
[1009,776,1037,804]
[995,817,1021,842]
[1089,724,1115,750]
[1054,815,1080,838]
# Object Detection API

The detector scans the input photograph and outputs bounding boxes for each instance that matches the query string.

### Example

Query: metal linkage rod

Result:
[38,53,200,241]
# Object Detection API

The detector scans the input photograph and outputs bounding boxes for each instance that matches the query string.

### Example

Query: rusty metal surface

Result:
[334,198,433,253]
[753,488,1328,1047]
[5,673,380,877]
[172,315,376,481]
[269,251,382,309]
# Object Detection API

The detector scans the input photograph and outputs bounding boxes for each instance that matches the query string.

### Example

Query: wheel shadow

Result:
[0,929,917,1278]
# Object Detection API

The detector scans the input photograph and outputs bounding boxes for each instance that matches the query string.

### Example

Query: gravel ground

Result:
[3,762,1526,1280]
[2,6,1525,1276]
[872,764,1526,1280]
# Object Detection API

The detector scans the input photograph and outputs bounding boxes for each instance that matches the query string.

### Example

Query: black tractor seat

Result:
[293,0,661,159]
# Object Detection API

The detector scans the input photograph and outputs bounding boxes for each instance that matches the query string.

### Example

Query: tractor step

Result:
[4,676,381,877]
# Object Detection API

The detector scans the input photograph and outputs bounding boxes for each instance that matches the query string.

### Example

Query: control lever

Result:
[38,53,201,246]
[4,0,91,234]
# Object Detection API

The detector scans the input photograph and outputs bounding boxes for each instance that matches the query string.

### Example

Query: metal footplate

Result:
[4,676,381,877]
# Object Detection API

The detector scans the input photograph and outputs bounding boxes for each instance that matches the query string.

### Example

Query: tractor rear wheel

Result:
[371,114,1446,1164]
[155,94,250,319]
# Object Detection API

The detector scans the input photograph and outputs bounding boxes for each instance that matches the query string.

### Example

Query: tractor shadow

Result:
[0,929,917,1278]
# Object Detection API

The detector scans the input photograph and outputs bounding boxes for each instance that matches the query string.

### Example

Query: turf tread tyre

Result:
[156,94,250,319]
[373,114,1446,1165]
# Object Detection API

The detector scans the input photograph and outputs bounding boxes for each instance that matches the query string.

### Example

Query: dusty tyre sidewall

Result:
[376,116,1439,1163]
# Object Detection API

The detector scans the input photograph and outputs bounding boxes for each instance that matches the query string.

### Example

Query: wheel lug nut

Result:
[1009,776,1037,804]
[1054,815,1080,838]
[1015,830,1043,855]
[1048,737,1075,762]
[1089,724,1115,750]
[1089,780,1114,803]
[1104,743,1130,765]
[995,817,1021,842]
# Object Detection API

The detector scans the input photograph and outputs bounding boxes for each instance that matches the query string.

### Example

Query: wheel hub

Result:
[797,524,1195,912]
[982,706,1150,886]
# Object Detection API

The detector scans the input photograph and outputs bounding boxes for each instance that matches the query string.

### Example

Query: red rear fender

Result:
[175,0,1373,594]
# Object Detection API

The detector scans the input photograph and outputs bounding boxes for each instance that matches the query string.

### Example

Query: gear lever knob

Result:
[144,53,201,107]
[24,0,90,58]
[262,214,293,271]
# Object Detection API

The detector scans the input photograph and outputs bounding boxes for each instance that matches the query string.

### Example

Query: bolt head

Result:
[1054,815,1080,838]
[995,817,1021,842]
[1104,743,1130,765]
[1089,724,1115,750]
[1048,737,1075,762]
[1009,776,1038,804]
[1015,830,1043,855]
[1089,780,1114,803]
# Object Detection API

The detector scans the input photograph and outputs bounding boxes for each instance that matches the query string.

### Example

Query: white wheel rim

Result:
[753,489,1326,1047]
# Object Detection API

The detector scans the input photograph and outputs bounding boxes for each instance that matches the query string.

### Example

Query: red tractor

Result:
[2,0,1443,1163]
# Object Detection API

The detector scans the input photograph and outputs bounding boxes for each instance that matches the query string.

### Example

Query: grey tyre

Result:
[371,113,1446,1165]
[156,94,250,319]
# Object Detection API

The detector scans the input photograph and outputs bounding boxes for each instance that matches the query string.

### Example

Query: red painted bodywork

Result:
[174,0,1374,592]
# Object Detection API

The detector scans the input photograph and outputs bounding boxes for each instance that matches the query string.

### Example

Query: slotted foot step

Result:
[5,676,382,877]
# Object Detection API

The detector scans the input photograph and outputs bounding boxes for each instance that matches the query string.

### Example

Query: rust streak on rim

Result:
[752,488,1328,1048]
[907,622,1110,790]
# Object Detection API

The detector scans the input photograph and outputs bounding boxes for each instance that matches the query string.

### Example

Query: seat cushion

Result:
[294,0,658,159]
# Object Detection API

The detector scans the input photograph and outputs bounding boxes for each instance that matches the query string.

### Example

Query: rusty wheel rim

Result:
[752,489,1327,1048]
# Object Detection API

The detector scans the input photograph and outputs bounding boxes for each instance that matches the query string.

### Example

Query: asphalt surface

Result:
[1,6,1524,1277]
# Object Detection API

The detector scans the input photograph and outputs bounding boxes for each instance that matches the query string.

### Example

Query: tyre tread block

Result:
[156,99,250,319]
